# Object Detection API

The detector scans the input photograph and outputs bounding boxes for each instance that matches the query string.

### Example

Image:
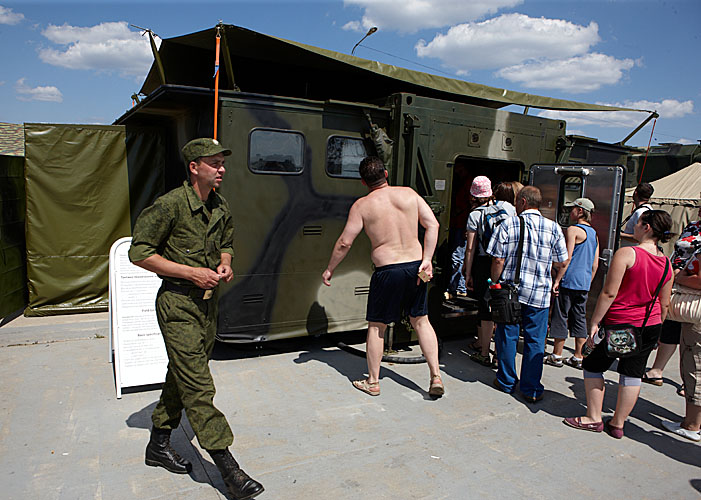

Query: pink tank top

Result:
[604,247,671,327]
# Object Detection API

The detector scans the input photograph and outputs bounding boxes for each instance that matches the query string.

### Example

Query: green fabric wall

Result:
[24,124,131,316]
[0,154,27,318]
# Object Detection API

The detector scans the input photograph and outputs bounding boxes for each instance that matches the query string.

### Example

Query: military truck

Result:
[116,24,651,342]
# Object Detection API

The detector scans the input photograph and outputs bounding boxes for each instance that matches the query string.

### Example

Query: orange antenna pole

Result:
[213,25,222,140]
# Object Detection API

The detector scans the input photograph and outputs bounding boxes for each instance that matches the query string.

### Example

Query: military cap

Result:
[181,138,232,164]
[564,197,595,212]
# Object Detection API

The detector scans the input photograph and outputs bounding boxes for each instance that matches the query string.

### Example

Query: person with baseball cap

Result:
[129,138,264,499]
[546,198,600,369]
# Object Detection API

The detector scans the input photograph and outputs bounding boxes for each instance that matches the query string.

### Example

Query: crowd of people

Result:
[324,162,699,444]
[454,178,700,442]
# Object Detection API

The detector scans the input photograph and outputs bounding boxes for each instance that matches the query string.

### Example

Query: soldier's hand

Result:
[190,267,221,289]
[322,268,333,286]
[217,264,233,283]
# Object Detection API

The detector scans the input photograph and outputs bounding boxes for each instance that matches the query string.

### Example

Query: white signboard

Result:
[109,237,168,398]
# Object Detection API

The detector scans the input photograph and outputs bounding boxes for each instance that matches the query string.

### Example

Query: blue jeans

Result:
[494,304,549,397]
[449,231,467,294]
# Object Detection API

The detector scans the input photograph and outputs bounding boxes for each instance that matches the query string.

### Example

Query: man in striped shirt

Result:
[487,186,568,403]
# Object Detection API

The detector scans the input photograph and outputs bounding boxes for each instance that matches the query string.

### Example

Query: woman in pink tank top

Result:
[564,210,673,439]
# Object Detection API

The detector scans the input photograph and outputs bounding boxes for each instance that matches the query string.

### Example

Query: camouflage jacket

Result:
[129,181,234,286]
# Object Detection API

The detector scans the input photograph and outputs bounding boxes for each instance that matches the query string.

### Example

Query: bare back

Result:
[353,185,424,266]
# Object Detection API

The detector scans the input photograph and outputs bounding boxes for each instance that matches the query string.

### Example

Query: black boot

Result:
[145,427,192,474]
[209,448,264,500]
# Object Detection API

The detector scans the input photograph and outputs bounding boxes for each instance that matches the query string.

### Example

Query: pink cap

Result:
[470,176,492,198]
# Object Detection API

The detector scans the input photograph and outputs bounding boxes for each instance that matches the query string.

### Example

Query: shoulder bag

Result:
[604,257,669,358]
[488,216,524,324]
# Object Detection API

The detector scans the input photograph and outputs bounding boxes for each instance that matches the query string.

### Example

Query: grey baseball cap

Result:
[181,138,232,163]
[564,197,595,212]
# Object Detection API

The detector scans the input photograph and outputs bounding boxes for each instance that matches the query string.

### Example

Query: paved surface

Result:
[0,312,699,500]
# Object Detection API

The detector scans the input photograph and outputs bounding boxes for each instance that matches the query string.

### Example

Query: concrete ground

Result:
[0,312,699,500]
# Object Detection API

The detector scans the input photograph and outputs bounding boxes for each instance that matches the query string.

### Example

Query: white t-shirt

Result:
[620,203,652,247]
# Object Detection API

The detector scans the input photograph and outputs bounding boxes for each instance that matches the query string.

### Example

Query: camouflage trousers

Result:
[152,288,234,450]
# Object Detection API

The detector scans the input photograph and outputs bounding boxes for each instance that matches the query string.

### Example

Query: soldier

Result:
[129,138,264,500]
[322,156,444,397]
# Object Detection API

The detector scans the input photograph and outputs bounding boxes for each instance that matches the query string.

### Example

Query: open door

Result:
[530,164,625,319]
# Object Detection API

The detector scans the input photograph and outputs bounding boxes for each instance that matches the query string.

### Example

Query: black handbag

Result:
[604,257,669,358]
[489,216,524,324]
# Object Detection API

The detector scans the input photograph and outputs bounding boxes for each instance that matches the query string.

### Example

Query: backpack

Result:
[479,203,511,251]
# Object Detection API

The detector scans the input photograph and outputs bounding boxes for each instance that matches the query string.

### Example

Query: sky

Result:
[0,0,699,148]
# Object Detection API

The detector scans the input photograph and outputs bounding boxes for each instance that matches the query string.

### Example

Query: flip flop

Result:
[642,373,663,386]
[352,379,380,396]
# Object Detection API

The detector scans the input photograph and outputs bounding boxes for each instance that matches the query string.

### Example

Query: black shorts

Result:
[582,323,662,378]
[366,260,428,324]
[659,320,681,345]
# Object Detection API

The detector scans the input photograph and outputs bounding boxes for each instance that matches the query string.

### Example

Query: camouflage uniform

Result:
[129,180,235,451]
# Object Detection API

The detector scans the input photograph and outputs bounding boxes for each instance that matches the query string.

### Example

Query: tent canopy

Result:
[139,24,651,114]
[625,162,701,206]
[624,163,701,255]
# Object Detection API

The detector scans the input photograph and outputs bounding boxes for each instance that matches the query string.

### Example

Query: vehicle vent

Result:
[354,286,370,296]
[303,225,322,236]
[242,294,264,304]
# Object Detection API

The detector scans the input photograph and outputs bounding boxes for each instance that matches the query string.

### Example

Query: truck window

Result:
[248,128,305,175]
[326,136,367,179]
[558,175,583,226]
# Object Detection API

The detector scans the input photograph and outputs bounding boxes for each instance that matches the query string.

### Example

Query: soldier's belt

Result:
[163,281,215,300]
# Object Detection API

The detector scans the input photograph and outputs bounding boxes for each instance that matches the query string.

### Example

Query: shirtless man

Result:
[322,156,444,397]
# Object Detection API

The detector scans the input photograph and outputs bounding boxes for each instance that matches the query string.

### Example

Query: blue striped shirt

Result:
[487,209,568,308]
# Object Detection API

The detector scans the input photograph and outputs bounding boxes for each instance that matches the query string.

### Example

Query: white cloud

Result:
[0,5,24,25]
[344,0,522,33]
[38,21,157,79]
[416,13,600,72]
[15,78,63,102]
[621,99,694,119]
[496,53,636,93]
[537,99,694,129]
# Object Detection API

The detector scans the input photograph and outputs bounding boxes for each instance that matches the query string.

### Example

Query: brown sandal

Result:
[428,375,445,397]
[352,379,380,396]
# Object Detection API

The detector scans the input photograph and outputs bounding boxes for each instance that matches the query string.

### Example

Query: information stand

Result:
[109,237,167,398]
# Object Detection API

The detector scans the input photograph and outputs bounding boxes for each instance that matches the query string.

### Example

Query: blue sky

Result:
[1,0,698,148]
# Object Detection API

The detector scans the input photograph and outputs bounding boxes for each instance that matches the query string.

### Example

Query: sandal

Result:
[642,372,663,386]
[565,356,583,370]
[470,352,493,368]
[543,354,563,367]
[467,340,481,351]
[428,375,445,397]
[352,379,380,396]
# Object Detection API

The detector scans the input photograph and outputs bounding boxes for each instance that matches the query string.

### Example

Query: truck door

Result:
[530,164,625,318]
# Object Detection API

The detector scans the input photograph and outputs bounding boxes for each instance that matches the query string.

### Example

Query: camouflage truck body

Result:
[118,86,566,341]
